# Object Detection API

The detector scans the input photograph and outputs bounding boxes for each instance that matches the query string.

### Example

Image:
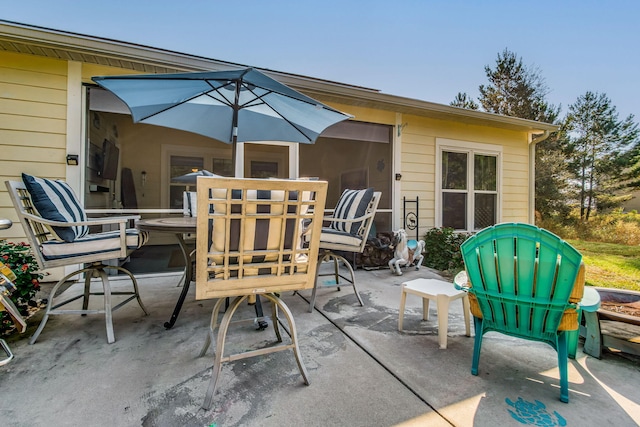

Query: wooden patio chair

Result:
[195,177,327,410]
[456,222,585,403]
[5,174,149,344]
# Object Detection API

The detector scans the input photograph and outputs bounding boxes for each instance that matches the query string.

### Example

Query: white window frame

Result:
[435,138,502,232]
[161,144,231,208]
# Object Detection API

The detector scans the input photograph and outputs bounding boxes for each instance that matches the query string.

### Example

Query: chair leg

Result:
[29,266,95,345]
[270,297,282,343]
[310,251,364,312]
[331,255,341,291]
[263,293,309,386]
[112,265,149,316]
[199,298,226,357]
[309,252,329,312]
[339,256,364,307]
[96,268,115,344]
[201,294,310,410]
[557,331,570,403]
[471,316,483,376]
[202,296,246,410]
[31,263,148,345]
[82,272,91,313]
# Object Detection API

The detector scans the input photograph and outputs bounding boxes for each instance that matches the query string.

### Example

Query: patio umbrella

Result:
[92,68,352,163]
[171,169,222,185]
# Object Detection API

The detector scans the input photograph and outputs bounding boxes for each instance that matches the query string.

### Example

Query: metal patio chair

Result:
[6,174,148,344]
[308,189,381,312]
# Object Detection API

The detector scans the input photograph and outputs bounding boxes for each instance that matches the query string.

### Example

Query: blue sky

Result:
[3,0,639,122]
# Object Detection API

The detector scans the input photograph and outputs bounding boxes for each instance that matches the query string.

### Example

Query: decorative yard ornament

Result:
[388,229,425,276]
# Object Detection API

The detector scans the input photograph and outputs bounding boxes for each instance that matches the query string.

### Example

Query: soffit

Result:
[0,20,558,134]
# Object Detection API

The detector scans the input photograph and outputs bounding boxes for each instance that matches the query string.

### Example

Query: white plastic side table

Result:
[398,278,471,349]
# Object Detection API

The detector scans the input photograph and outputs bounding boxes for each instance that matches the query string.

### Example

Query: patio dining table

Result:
[137,217,196,329]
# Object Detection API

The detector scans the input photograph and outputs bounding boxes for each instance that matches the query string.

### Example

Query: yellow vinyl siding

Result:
[0,51,69,238]
[501,144,530,222]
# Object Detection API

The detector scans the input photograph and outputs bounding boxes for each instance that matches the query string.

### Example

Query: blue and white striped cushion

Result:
[22,173,89,242]
[330,188,374,235]
[319,228,364,247]
[41,229,148,261]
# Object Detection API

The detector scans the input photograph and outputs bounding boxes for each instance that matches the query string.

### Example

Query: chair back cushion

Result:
[331,188,374,235]
[183,191,197,217]
[195,177,327,300]
[22,173,88,242]
[460,223,584,344]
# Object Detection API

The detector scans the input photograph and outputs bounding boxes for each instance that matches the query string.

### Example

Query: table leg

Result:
[164,233,193,329]
[422,297,431,321]
[436,294,449,349]
[462,295,471,337]
[398,285,407,331]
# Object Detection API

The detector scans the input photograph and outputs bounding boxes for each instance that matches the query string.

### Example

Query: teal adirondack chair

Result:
[456,223,585,403]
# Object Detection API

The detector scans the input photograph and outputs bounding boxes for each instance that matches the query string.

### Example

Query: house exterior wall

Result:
[400,115,530,235]
[1,50,534,247]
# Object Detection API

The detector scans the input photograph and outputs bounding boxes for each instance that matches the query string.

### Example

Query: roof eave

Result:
[0,19,560,134]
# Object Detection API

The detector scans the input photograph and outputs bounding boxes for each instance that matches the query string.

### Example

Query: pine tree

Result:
[478,48,558,123]
[450,92,479,110]
[562,91,639,219]
[478,49,565,219]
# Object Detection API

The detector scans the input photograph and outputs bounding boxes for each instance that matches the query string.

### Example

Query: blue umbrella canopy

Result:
[92,68,352,145]
[171,169,222,184]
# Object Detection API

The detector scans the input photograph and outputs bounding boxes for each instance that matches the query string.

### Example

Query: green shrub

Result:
[422,227,470,273]
[0,240,44,335]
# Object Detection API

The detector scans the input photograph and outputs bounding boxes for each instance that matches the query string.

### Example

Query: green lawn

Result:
[566,239,640,291]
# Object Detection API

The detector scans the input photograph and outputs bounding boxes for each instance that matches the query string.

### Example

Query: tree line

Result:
[451,48,640,222]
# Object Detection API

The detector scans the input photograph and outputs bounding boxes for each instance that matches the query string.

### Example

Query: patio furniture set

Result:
[4,171,609,408]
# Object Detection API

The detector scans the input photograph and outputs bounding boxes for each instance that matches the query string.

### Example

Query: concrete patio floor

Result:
[1,265,639,426]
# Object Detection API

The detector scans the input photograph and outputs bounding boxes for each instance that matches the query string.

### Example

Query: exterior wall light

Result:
[66,154,79,165]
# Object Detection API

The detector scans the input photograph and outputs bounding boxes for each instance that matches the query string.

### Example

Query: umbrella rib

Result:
[135,83,234,122]
[249,90,315,142]
[233,83,318,142]
[204,80,236,107]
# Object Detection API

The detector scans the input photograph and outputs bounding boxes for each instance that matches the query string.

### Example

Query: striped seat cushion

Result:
[41,229,148,261]
[319,227,364,248]
[331,188,374,235]
[22,173,89,242]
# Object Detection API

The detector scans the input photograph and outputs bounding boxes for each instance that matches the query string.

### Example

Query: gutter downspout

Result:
[528,130,551,224]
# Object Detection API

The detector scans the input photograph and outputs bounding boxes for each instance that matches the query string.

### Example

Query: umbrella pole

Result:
[230,127,239,177]
[232,80,241,178]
